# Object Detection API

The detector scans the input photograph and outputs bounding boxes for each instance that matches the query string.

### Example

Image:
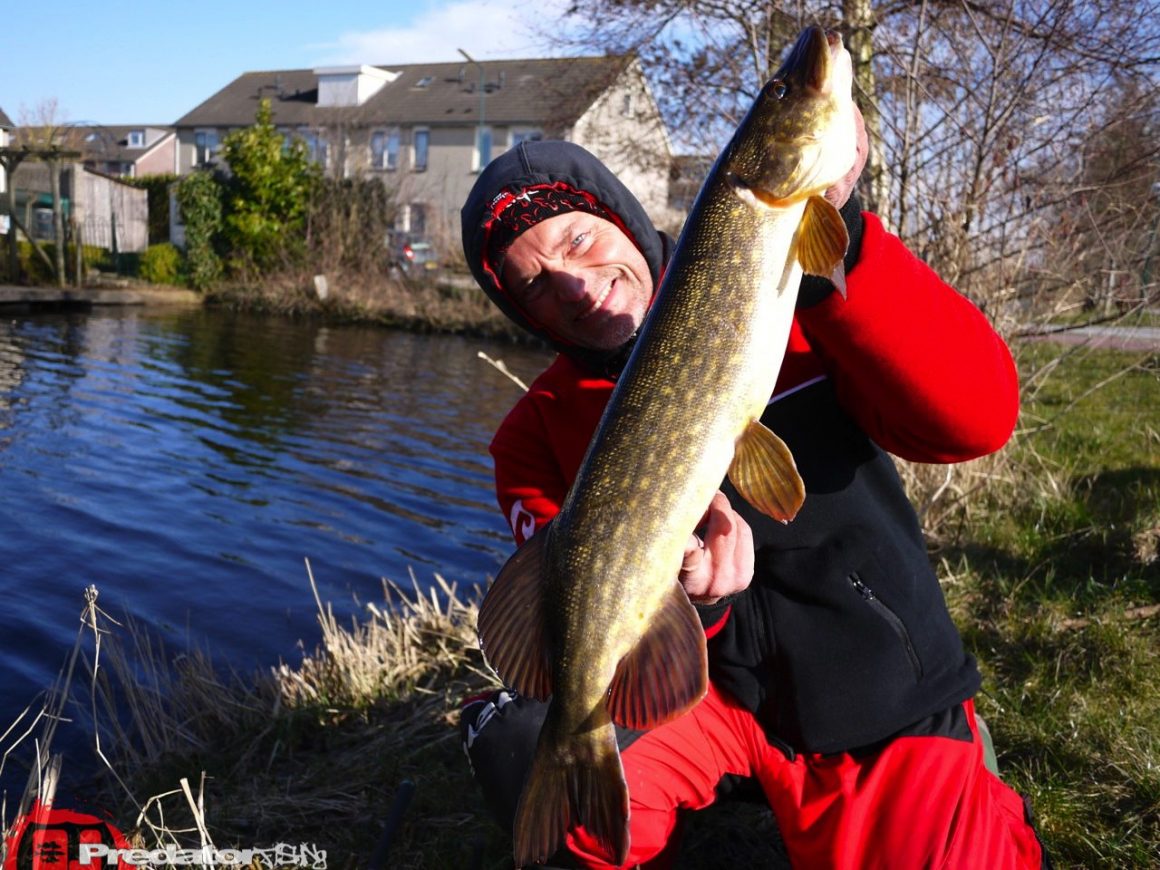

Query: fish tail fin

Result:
[513,720,629,868]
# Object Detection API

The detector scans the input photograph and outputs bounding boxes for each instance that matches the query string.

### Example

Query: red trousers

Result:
[567,685,1043,869]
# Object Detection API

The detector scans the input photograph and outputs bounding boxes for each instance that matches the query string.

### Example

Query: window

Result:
[472,126,492,171]
[370,129,400,170]
[409,203,428,235]
[622,94,634,117]
[413,128,429,171]
[194,129,219,165]
[301,129,329,168]
[127,130,145,148]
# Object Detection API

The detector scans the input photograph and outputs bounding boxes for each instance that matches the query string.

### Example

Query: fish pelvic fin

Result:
[513,719,629,868]
[477,524,552,700]
[797,194,849,298]
[729,419,806,522]
[608,580,709,730]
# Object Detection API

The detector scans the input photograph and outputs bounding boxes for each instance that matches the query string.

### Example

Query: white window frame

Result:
[471,125,493,172]
[194,129,219,165]
[300,128,329,169]
[412,128,429,172]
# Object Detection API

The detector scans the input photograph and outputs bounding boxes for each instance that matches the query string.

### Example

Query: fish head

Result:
[724,26,857,206]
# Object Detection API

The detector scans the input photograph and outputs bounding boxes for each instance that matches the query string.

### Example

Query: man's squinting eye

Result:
[569,231,590,250]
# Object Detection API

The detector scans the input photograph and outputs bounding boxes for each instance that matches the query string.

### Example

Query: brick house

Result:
[173,55,680,245]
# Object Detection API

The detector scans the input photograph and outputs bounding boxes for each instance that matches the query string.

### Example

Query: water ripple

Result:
[0,309,550,732]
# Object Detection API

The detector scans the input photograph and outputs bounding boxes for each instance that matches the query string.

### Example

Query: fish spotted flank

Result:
[478,25,857,868]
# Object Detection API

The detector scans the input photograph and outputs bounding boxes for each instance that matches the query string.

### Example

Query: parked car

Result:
[388,233,440,276]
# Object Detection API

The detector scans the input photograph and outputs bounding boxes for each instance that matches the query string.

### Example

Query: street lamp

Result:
[458,48,488,169]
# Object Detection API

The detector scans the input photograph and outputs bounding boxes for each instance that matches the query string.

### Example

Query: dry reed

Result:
[1,565,501,868]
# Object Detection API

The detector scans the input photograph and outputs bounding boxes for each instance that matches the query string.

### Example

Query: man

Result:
[459,120,1047,867]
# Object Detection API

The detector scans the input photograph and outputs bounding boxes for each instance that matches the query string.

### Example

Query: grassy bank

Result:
[3,340,1156,869]
[203,270,528,343]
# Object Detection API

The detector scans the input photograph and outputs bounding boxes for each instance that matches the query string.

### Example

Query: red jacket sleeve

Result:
[490,392,569,545]
[796,213,1020,463]
[489,356,614,545]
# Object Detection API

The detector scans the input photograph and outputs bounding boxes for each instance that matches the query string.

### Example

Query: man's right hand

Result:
[679,491,755,605]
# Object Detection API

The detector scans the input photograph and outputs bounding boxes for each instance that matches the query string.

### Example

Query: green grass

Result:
[944,341,1159,868]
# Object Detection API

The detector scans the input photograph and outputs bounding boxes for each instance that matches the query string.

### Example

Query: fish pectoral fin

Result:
[607,580,708,730]
[797,194,849,297]
[728,419,806,523]
[476,524,552,700]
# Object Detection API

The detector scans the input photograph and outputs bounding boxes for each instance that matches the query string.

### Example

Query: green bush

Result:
[138,243,183,285]
[12,240,111,284]
[176,171,223,290]
[125,174,179,245]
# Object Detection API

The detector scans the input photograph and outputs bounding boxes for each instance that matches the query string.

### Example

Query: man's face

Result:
[500,212,653,351]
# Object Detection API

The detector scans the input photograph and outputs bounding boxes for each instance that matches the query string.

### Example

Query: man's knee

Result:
[460,690,547,832]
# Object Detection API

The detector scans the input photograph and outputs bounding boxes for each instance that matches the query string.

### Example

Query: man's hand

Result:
[824,104,868,209]
[680,491,755,605]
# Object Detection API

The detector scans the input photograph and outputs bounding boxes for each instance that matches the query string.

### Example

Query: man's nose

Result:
[545,269,589,303]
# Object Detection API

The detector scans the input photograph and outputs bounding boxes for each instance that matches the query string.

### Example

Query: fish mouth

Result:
[777,25,839,94]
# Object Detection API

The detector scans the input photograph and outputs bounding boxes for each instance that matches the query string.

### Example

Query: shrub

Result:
[175,171,223,290]
[138,243,183,285]
[125,174,179,245]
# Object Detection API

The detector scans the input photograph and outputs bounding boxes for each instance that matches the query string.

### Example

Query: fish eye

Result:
[765,79,789,100]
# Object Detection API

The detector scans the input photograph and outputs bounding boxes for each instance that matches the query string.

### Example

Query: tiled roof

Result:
[14,125,173,163]
[0,107,12,129]
[174,55,634,130]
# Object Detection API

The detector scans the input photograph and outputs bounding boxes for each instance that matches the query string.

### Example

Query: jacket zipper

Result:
[849,574,923,679]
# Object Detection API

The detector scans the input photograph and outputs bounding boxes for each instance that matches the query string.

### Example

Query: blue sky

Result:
[2,0,568,126]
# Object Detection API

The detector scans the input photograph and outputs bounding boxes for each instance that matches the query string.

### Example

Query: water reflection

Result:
[0,308,550,731]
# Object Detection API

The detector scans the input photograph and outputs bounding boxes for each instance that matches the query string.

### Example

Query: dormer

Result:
[314,65,399,108]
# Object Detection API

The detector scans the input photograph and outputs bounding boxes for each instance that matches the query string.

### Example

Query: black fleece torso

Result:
[705,379,980,755]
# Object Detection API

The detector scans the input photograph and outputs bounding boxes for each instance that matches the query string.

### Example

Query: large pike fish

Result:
[477,25,857,867]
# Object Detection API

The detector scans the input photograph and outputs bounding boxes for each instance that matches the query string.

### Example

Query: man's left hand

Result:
[680,491,755,605]
[824,104,868,209]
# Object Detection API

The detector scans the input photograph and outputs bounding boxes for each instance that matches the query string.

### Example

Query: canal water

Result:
[0,307,550,742]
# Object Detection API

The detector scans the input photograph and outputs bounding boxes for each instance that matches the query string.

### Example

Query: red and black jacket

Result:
[485,209,1019,755]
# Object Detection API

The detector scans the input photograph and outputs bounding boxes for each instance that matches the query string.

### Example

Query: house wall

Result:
[134,135,177,177]
[572,64,680,234]
[175,128,224,175]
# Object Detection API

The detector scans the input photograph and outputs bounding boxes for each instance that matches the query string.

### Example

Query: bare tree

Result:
[545,0,1160,321]
[12,99,85,286]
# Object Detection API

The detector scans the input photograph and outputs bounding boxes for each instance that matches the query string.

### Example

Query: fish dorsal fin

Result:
[797,195,849,297]
[477,526,552,700]
[607,580,708,729]
[728,419,806,522]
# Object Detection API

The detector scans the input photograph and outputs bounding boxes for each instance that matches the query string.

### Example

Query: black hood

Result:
[461,140,673,377]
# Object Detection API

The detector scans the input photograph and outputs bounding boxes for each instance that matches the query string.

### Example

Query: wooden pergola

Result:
[1,144,82,287]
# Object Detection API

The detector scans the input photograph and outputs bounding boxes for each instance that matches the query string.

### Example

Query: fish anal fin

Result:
[477,526,552,700]
[513,720,628,868]
[607,581,708,730]
[728,419,806,522]
[797,195,849,294]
